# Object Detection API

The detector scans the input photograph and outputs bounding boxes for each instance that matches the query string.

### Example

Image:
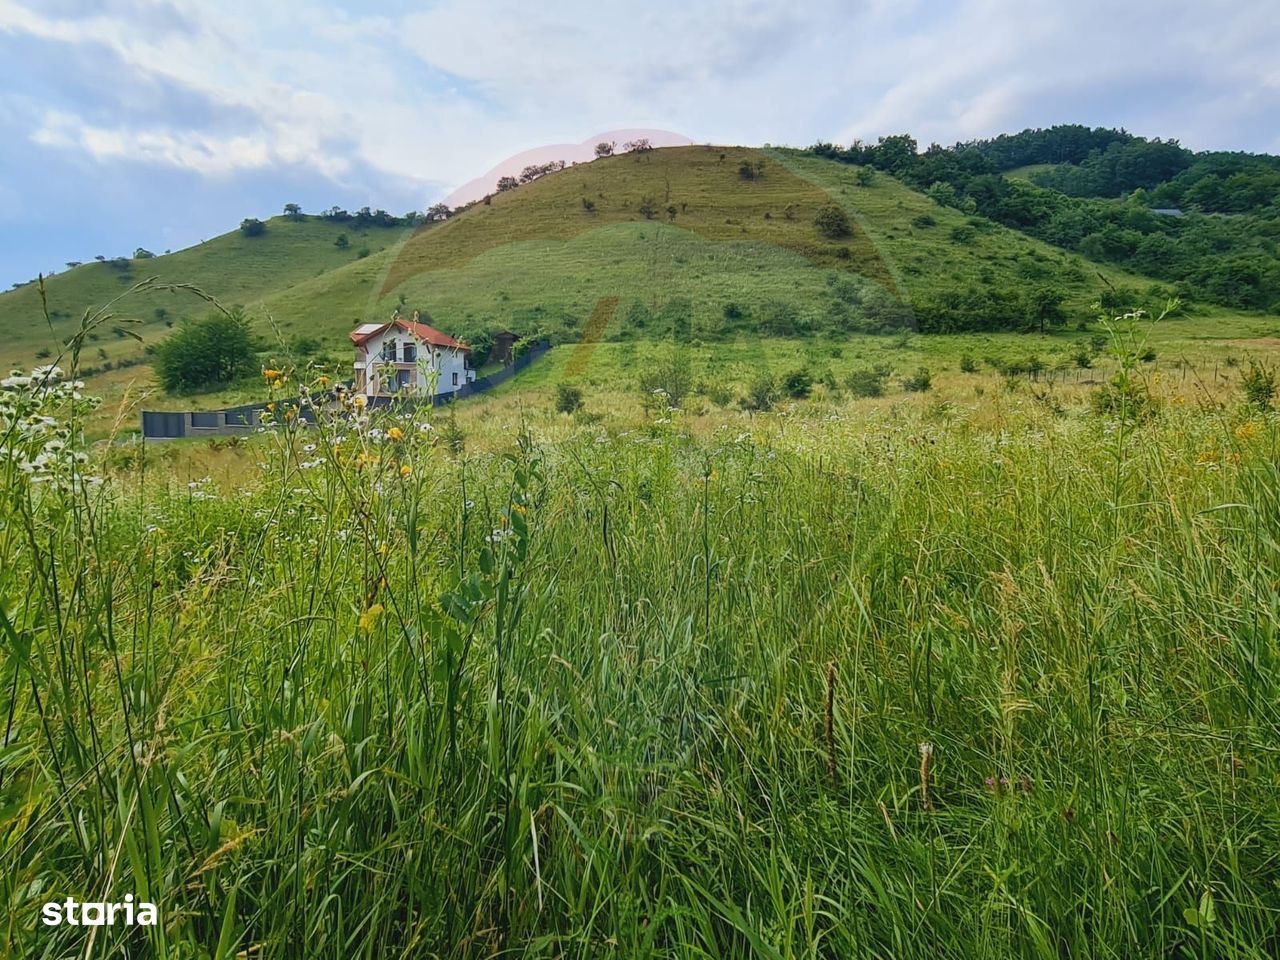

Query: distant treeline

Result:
[809,125,1280,311]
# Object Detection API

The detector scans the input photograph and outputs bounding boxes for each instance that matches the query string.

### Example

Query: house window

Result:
[452,371,459,386]
[403,342,416,362]
[380,340,396,361]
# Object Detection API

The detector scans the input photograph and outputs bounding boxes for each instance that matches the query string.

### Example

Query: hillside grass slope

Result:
[0,219,408,370]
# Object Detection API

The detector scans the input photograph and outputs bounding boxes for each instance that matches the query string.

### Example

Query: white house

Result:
[349,312,476,398]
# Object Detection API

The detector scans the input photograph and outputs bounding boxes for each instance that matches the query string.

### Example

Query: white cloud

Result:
[30,109,351,178]
[2,0,1279,201]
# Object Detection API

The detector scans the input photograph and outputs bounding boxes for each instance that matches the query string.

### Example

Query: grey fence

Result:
[141,341,550,439]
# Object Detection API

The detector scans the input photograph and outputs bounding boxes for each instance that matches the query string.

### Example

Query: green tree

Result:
[154,311,256,393]
[283,203,302,220]
[240,218,266,237]
[1025,285,1068,334]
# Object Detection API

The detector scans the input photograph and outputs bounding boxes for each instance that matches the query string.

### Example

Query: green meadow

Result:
[3,138,1280,957]
[4,320,1280,956]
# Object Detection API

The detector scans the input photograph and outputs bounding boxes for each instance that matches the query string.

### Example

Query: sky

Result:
[1,0,1279,288]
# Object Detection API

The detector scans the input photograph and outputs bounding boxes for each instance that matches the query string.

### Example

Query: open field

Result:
[3,134,1279,957]
[4,315,1280,956]
[68,307,1280,444]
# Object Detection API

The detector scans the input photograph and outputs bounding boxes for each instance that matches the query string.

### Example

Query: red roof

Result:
[350,318,470,352]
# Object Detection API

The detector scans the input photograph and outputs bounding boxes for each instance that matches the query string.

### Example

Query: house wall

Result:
[354,329,473,397]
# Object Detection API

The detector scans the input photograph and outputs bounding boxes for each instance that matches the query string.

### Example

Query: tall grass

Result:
[3,339,1280,957]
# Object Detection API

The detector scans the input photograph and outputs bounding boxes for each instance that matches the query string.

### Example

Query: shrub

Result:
[759,299,804,336]
[439,402,465,453]
[911,213,937,228]
[293,336,323,357]
[814,203,852,239]
[699,381,734,407]
[740,373,778,411]
[1242,361,1276,411]
[335,234,350,249]
[554,383,584,414]
[239,218,266,237]
[638,351,693,410]
[1073,348,1093,369]
[959,353,978,373]
[902,367,933,392]
[155,311,256,393]
[782,368,813,399]
[949,225,976,245]
[845,368,886,398]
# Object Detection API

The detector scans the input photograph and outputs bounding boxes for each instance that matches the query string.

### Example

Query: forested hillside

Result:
[809,125,1280,310]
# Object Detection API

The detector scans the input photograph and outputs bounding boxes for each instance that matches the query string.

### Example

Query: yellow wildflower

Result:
[263,368,280,380]
[317,375,330,388]
[1234,421,1260,441]
[353,395,367,409]
[388,426,404,441]
[378,542,390,556]
[358,603,384,633]
[400,463,412,478]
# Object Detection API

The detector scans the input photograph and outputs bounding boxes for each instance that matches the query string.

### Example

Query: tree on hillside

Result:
[334,233,350,249]
[1025,285,1069,334]
[133,248,155,259]
[814,203,852,239]
[594,141,615,158]
[426,202,452,222]
[496,175,519,192]
[517,160,566,185]
[154,310,256,393]
[240,218,266,237]
[624,138,652,153]
[283,203,303,220]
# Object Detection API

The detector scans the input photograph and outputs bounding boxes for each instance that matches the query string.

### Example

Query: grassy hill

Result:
[0,145,1198,414]
[0,218,410,371]
[257,146,1153,350]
